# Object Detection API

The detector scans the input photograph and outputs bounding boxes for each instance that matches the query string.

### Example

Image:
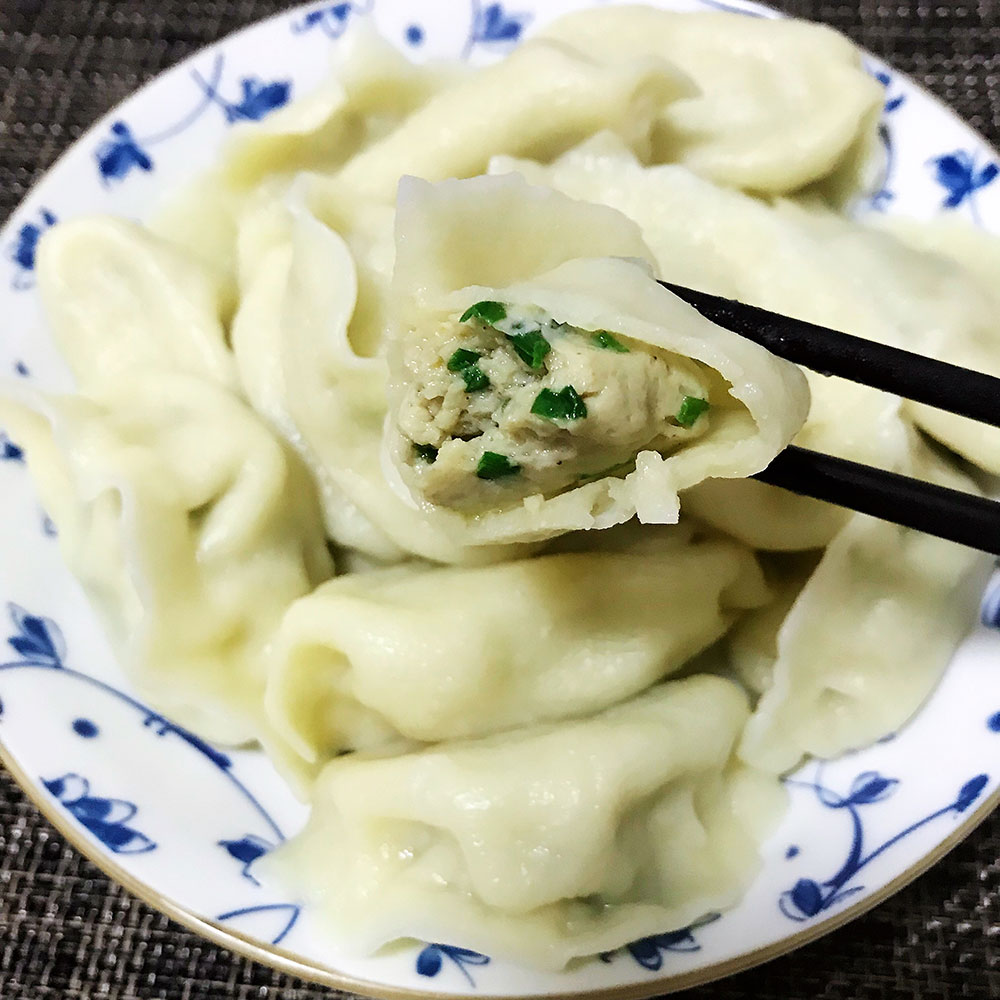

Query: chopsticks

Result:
[659,280,1000,555]
[755,446,1000,555]
[663,282,1000,427]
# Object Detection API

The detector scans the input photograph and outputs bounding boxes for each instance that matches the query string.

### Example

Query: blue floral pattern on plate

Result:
[7,208,57,289]
[869,67,906,210]
[219,834,276,885]
[96,55,291,186]
[293,0,374,38]
[780,766,989,922]
[43,772,156,854]
[464,1,531,55]
[416,944,491,985]
[1,433,24,463]
[928,150,999,225]
[0,602,303,944]
[599,914,720,972]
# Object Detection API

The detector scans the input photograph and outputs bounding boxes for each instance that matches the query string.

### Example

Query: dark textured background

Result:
[2,1,1000,997]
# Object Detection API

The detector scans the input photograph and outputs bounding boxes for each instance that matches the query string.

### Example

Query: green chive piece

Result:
[447,348,481,372]
[413,443,438,464]
[531,385,588,421]
[592,331,629,353]
[677,395,710,428]
[460,301,507,325]
[476,451,520,480]
[446,348,490,391]
[507,330,551,370]
[460,364,489,392]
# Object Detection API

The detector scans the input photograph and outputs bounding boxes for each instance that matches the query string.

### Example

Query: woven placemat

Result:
[2,1,1000,997]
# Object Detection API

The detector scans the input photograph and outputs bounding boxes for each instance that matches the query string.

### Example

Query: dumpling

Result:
[229,186,531,564]
[683,478,847,551]
[539,6,882,196]
[220,22,461,190]
[386,173,809,543]
[151,22,464,277]
[0,372,332,743]
[795,208,1000,476]
[324,36,691,203]
[265,526,768,783]
[266,676,785,970]
[727,551,821,696]
[738,446,987,774]
[36,218,238,391]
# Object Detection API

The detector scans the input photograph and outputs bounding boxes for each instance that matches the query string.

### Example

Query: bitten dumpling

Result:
[386,174,810,543]
[0,373,333,743]
[266,676,785,970]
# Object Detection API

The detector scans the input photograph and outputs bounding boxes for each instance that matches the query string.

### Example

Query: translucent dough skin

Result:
[332,39,692,202]
[268,676,785,970]
[0,374,332,744]
[738,451,987,774]
[37,218,238,392]
[386,174,810,542]
[539,6,882,195]
[265,532,768,777]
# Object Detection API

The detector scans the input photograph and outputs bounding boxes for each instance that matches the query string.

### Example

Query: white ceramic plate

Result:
[3,1,1000,996]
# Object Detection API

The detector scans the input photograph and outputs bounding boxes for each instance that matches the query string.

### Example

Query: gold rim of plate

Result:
[2,736,997,999]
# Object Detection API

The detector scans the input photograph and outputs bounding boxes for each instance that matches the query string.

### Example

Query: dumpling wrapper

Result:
[727,551,821,696]
[151,21,464,277]
[539,5,882,197]
[265,676,785,970]
[385,173,809,544]
[0,373,332,743]
[738,447,988,774]
[265,526,768,788]
[229,184,532,564]
[324,35,692,203]
[799,209,1000,476]
[36,217,238,391]
[494,139,1000,480]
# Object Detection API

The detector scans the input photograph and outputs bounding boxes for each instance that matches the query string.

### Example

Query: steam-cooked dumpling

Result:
[324,36,691,204]
[539,6,882,196]
[229,187,531,564]
[151,23,465,277]
[0,373,332,743]
[37,218,237,391]
[788,207,1000,476]
[268,676,785,969]
[386,174,809,542]
[727,552,821,696]
[738,448,987,774]
[265,527,768,783]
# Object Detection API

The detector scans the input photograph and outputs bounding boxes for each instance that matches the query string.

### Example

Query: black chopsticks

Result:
[663,281,1000,428]
[659,280,1000,555]
[755,445,1000,555]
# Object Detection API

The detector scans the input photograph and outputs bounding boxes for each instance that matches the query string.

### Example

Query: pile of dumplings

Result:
[5,4,999,970]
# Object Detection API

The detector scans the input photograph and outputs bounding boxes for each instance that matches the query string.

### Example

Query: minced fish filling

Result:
[397,301,714,511]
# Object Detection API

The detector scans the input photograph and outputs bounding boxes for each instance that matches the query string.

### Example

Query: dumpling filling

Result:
[396,299,714,511]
